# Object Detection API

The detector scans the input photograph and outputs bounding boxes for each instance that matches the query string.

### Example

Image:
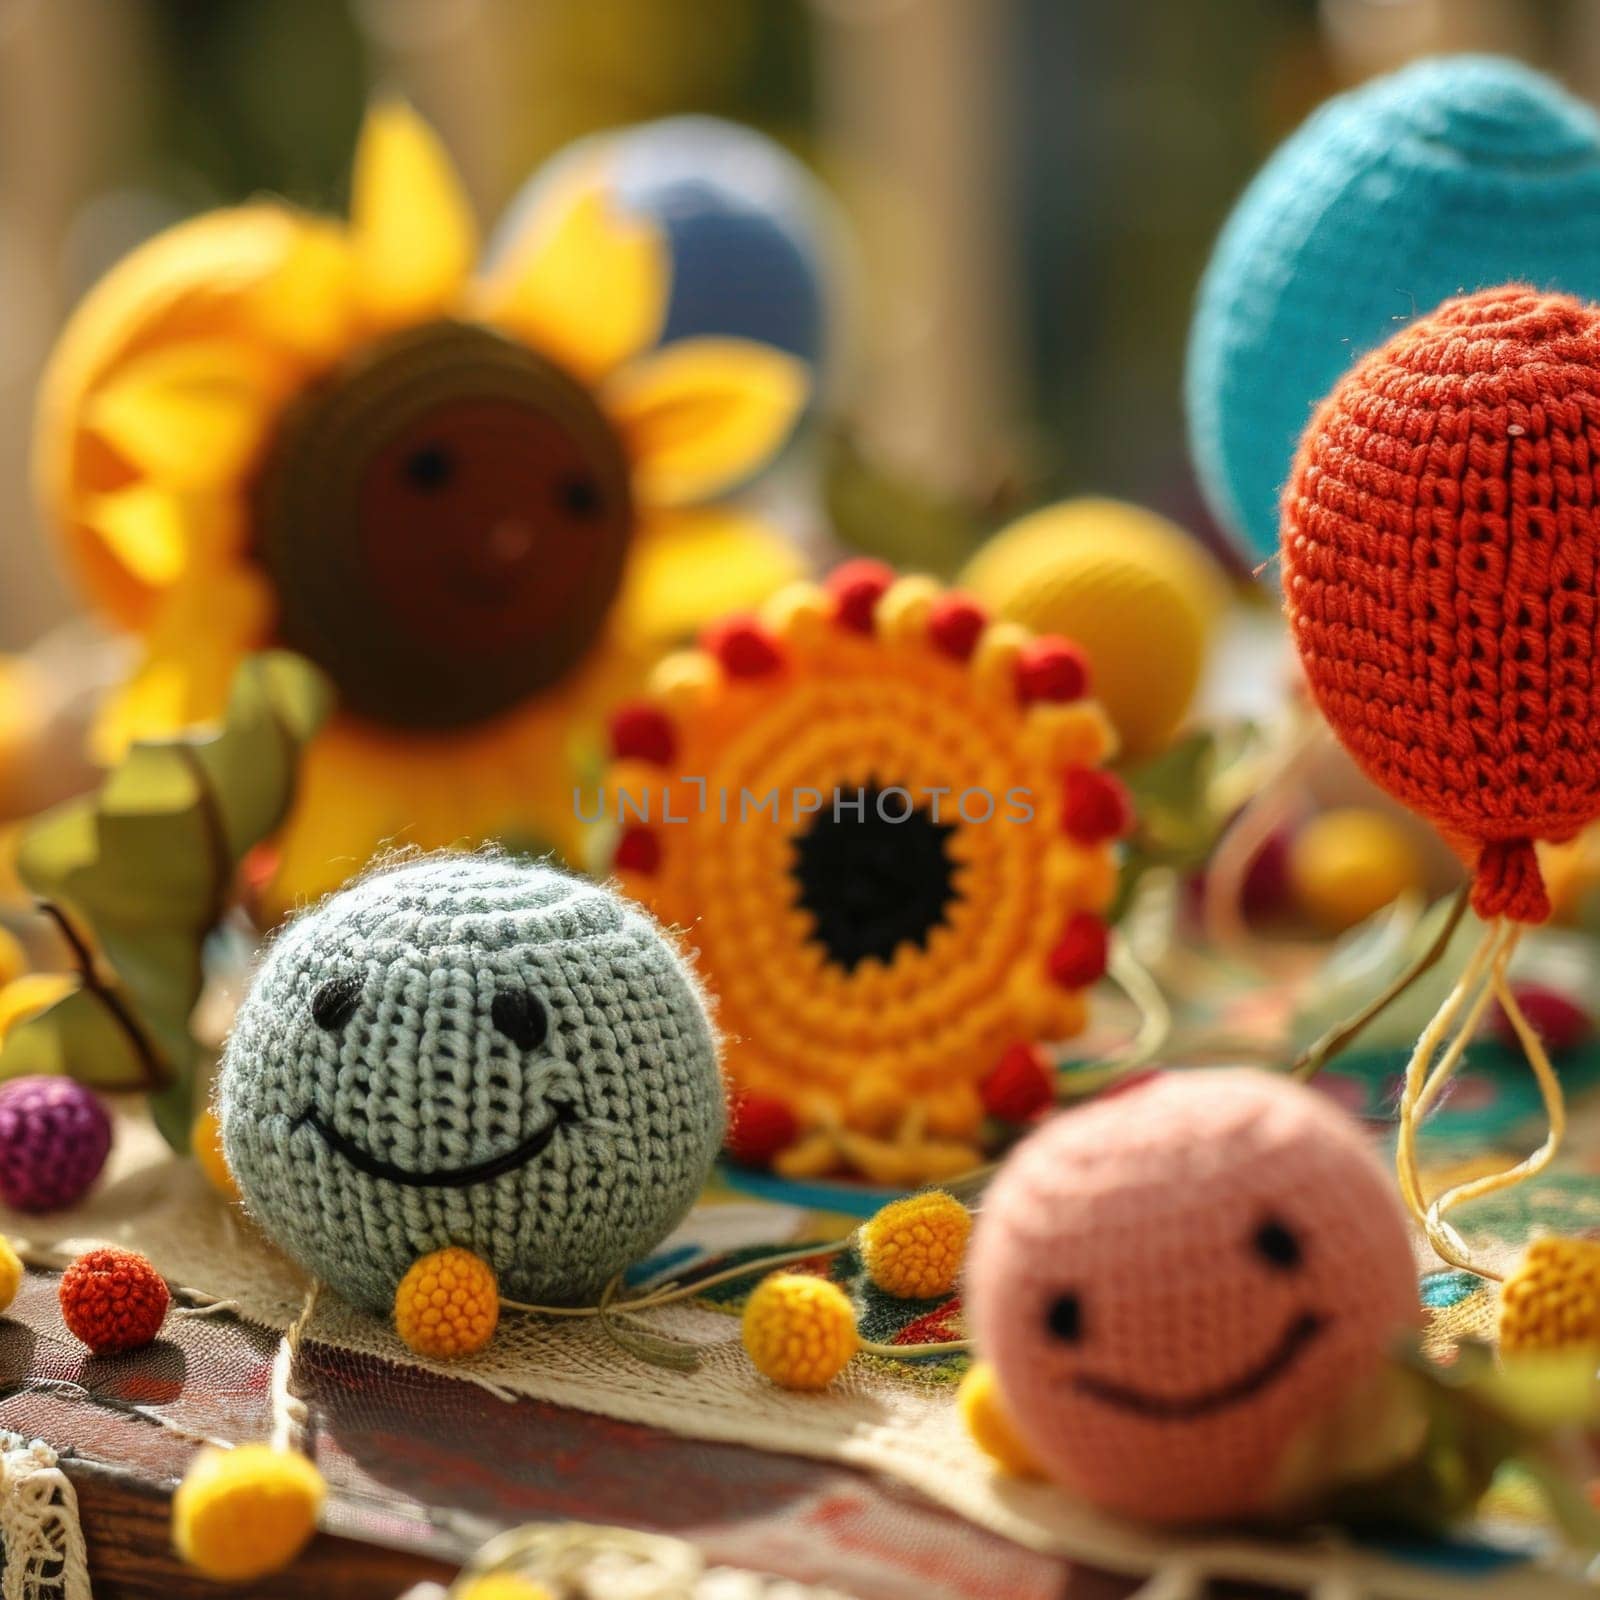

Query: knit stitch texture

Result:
[1282,285,1600,923]
[1189,55,1600,560]
[219,854,723,1314]
[0,1077,111,1213]
[967,1069,1417,1525]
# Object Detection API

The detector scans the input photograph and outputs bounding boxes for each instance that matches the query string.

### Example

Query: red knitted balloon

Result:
[1283,286,1600,924]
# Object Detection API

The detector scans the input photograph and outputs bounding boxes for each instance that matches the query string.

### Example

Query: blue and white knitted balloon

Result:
[1187,55,1600,562]
[218,855,723,1313]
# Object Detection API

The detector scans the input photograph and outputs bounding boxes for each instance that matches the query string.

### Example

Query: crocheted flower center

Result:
[790,786,958,972]
[253,320,634,729]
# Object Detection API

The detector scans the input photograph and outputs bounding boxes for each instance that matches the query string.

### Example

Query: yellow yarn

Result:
[1290,807,1425,933]
[393,1246,499,1359]
[957,1360,1041,1477]
[457,1578,555,1600]
[0,1235,21,1315]
[959,497,1225,757]
[191,1108,240,1202]
[858,1190,971,1299]
[1500,1236,1600,1356]
[741,1272,858,1390]
[0,972,75,1043]
[171,1443,324,1581]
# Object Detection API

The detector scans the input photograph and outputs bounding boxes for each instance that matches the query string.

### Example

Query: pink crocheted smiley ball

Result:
[967,1069,1418,1525]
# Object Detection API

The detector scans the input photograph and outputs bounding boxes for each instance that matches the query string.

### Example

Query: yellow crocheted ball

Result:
[959,497,1225,758]
[957,1360,1041,1478]
[0,1234,22,1314]
[190,1108,240,1203]
[171,1443,325,1581]
[394,1246,500,1359]
[742,1272,859,1390]
[1500,1235,1600,1357]
[457,1578,555,1600]
[1289,807,1425,934]
[859,1190,971,1299]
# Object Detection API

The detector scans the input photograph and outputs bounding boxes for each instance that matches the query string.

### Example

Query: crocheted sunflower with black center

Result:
[606,561,1131,1184]
[35,101,806,911]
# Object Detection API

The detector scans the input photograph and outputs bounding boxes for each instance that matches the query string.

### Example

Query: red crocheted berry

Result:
[927,593,988,660]
[1062,768,1133,845]
[1283,285,1600,925]
[725,1091,799,1165]
[608,702,677,765]
[1016,637,1090,704]
[613,826,662,875]
[1047,912,1109,989]
[827,559,895,633]
[703,616,785,678]
[980,1043,1055,1122]
[59,1247,169,1354]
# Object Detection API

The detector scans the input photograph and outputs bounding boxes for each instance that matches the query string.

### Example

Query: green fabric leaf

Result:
[3,652,331,1146]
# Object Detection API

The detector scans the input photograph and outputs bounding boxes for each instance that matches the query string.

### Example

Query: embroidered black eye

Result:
[557,474,601,518]
[1045,1292,1082,1343]
[1253,1217,1302,1271]
[404,443,453,491]
[310,973,362,1032]
[492,988,549,1051]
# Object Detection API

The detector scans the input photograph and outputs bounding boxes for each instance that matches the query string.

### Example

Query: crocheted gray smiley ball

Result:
[218,854,723,1314]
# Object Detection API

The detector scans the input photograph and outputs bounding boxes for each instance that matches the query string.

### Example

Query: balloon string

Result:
[1394,918,1568,1283]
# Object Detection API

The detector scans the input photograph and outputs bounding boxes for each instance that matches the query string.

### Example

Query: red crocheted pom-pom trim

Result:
[59,1247,169,1354]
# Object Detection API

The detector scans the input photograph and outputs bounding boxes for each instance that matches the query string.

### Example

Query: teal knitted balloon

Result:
[218,855,723,1313]
[1187,55,1600,562]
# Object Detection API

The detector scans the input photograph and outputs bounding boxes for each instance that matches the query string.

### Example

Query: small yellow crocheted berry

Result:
[456,1577,555,1600]
[394,1246,500,1359]
[191,1108,240,1203]
[1499,1235,1600,1356]
[172,1443,324,1580]
[859,1190,971,1299]
[742,1272,858,1390]
[958,1360,1041,1478]
[0,1234,22,1314]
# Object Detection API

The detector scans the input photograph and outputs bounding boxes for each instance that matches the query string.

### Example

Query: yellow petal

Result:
[82,486,188,587]
[606,338,808,506]
[350,98,476,328]
[616,506,806,644]
[481,175,668,383]
[85,340,285,492]
[243,220,360,369]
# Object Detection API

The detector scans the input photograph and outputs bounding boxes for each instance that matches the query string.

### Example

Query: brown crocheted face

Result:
[254,321,633,729]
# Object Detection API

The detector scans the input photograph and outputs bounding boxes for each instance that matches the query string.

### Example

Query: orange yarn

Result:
[605,563,1129,1179]
[1283,286,1600,925]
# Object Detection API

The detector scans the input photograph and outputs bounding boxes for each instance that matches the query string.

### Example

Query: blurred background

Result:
[6,0,1600,645]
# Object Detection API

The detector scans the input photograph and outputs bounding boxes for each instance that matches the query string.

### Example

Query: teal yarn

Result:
[1187,55,1600,561]
[218,854,723,1314]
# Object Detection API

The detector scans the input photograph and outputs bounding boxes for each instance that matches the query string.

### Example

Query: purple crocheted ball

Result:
[0,1077,112,1212]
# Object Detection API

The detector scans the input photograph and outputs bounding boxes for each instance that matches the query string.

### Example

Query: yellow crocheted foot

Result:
[958,1360,1041,1478]
[1500,1235,1600,1357]
[457,1578,555,1600]
[742,1272,858,1390]
[859,1190,971,1299]
[394,1246,500,1359]
[172,1443,324,1580]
